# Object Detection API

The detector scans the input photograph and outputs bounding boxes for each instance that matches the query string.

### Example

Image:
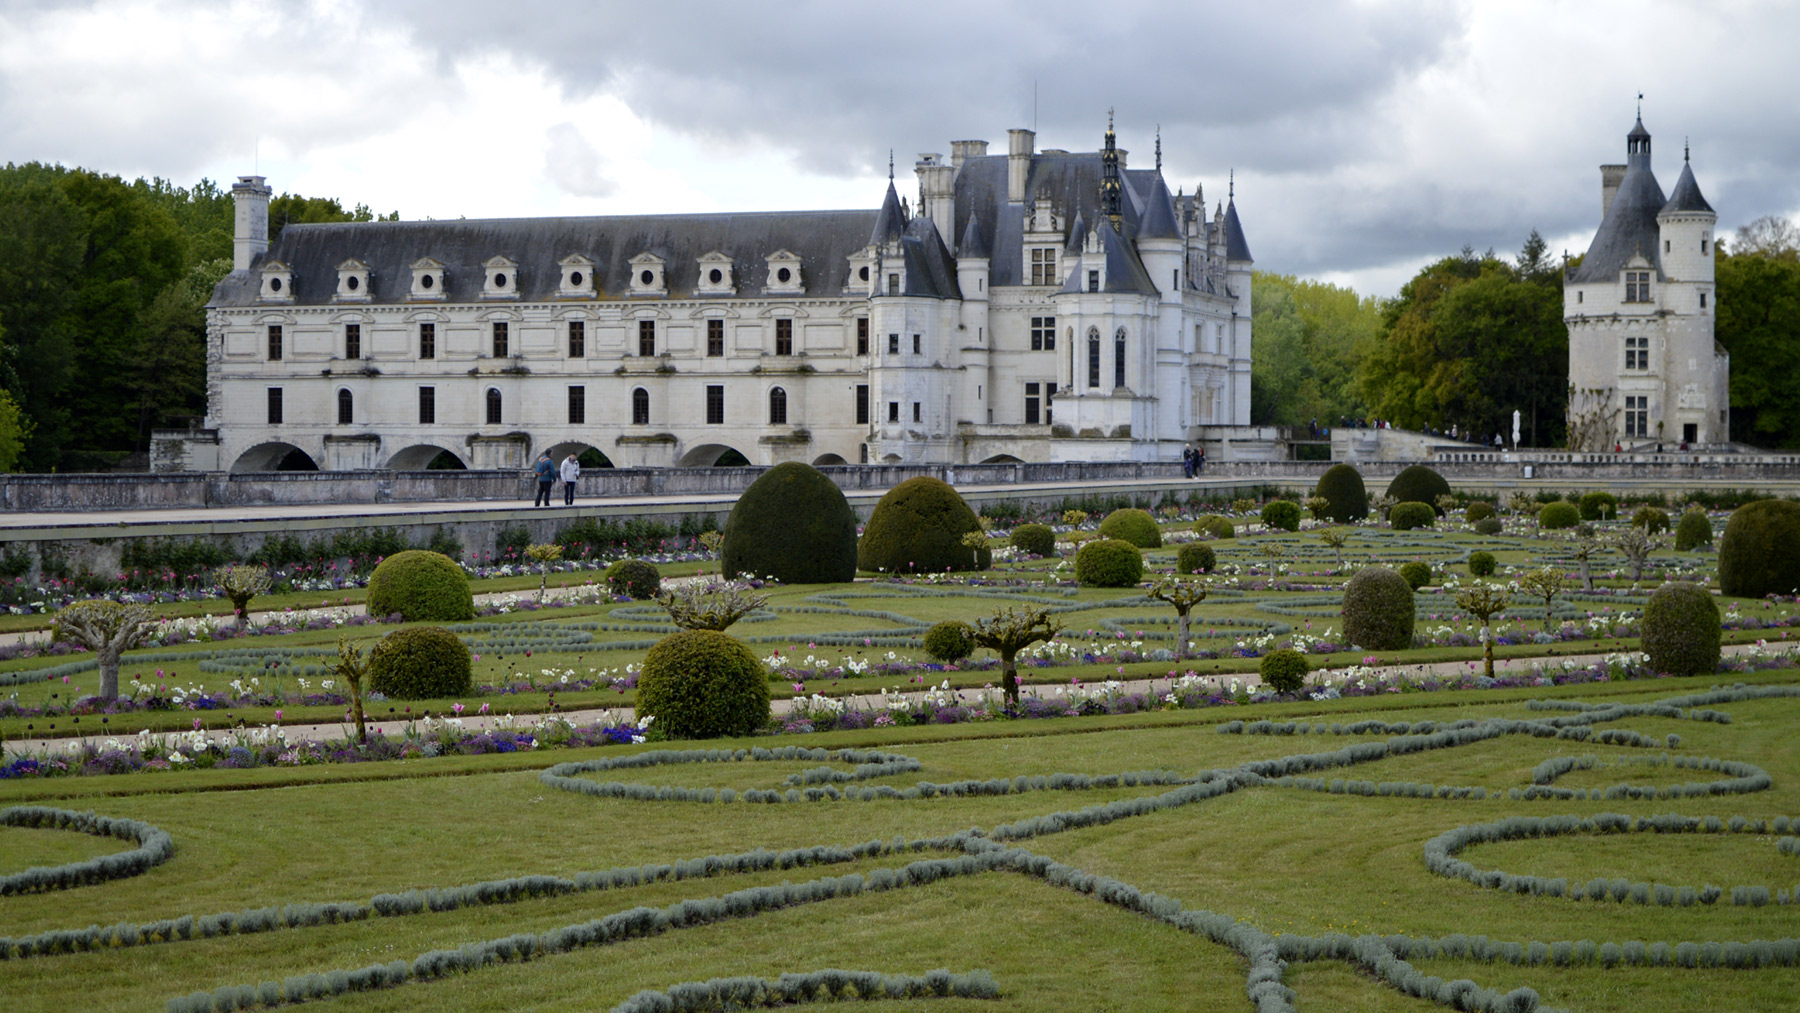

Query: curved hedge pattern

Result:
[0,807,174,895]
[610,968,1000,1012]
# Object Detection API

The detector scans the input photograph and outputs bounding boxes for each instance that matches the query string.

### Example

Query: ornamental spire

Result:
[1100,110,1122,232]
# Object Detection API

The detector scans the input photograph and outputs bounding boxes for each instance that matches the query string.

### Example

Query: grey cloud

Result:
[544,122,617,198]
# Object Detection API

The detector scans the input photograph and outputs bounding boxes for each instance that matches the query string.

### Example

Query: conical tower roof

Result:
[1660,154,1714,216]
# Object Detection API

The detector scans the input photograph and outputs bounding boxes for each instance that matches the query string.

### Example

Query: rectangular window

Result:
[705,384,724,424]
[1625,270,1652,303]
[418,386,435,425]
[1030,248,1057,286]
[1625,336,1649,371]
[887,401,899,423]
[1625,395,1648,437]
[266,387,283,424]
[567,385,585,425]
[1024,382,1041,424]
[638,319,656,357]
[855,384,869,424]
[1700,292,1708,309]
[344,323,361,360]
[568,320,585,357]
[775,318,793,355]
[1702,238,1709,254]
[887,273,900,296]
[1088,335,1100,388]
[419,322,435,359]
[1114,334,1126,388]
[912,401,921,423]
[707,319,724,357]
[1087,270,1099,293]
[1030,316,1056,351]
[337,389,352,425]
[856,317,869,355]
[267,325,282,361]
[912,333,921,355]
[491,321,509,358]
[888,333,900,355]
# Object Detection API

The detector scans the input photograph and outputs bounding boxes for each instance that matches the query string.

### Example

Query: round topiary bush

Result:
[1260,500,1301,532]
[1538,502,1580,530]
[922,620,975,663]
[1718,499,1800,598]
[1097,508,1162,548]
[1009,523,1056,557]
[1389,501,1436,531]
[1398,561,1432,589]
[1579,491,1619,521]
[1674,508,1713,551]
[1341,566,1416,651]
[1385,465,1451,514]
[635,630,770,739]
[1473,517,1504,536]
[368,625,472,700]
[1194,515,1235,539]
[1467,551,1498,577]
[365,550,475,622]
[857,477,991,573]
[606,559,663,599]
[1632,506,1670,534]
[1259,648,1310,694]
[1313,464,1369,523]
[720,462,858,584]
[1640,582,1721,677]
[1176,543,1216,575]
[1074,539,1143,587]
[1465,501,1496,523]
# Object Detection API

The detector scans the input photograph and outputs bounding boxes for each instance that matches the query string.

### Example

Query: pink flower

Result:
[453,702,465,715]
[792,682,805,693]
[192,718,202,730]
[274,709,283,720]
[480,702,491,715]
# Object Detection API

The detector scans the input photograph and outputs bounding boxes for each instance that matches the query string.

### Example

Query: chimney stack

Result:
[949,139,988,170]
[1599,164,1625,221]
[232,175,272,271]
[1007,129,1035,203]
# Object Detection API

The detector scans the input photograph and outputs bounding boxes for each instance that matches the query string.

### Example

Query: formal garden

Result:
[3,462,1800,1011]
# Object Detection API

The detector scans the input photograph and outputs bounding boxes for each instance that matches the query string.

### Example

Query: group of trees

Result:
[0,164,394,471]
[1716,216,1800,447]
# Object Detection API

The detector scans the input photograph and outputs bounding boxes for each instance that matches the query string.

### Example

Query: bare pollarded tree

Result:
[51,600,156,700]
[1145,576,1209,660]
[969,605,1064,707]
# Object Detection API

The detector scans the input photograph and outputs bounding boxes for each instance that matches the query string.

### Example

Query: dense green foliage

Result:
[1675,508,1714,550]
[1193,515,1235,539]
[1249,272,1377,426]
[1175,543,1216,575]
[857,477,990,573]
[1259,500,1301,532]
[1640,582,1721,677]
[1472,517,1504,535]
[367,626,472,700]
[921,621,975,663]
[365,551,474,622]
[1397,561,1432,589]
[1384,465,1450,511]
[1464,501,1496,523]
[1467,551,1497,577]
[1008,523,1056,557]
[1578,491,1619,521]
[1718,499,1800,598]
[1716,219,1800,447]
[1096,508,1162,548]
[1341,566,1416,651]
[720,462,858,584]
[1258,648,1310,694]
[606,559,663,600]
[1073,539,1143,588]
[635,630,770,739]
[1389,502,1435,531]
[1632,506,1671,534]
[1538,502,1580,530]
[1312,464,1369,522]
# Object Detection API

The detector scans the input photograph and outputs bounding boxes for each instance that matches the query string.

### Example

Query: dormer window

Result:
[482,256,518,299]
[628,252,666,296]
[846,246,876,293]
[765,250,804,294]
[557,254,595,298]
[1029,248,1058,286]
[260,261,293,302]
[1625,270,1652,303]
[696,251,735,295]
[335,259,370,301]
[410,257,447,300]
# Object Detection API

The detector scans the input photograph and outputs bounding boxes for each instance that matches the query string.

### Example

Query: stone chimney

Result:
[1007,129,1035,203]
[1600,164,1626,221]
[232,175,273,271]
[949,139,988,170]
[916,154,956,241]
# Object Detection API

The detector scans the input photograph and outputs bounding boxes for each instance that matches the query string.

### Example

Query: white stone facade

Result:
[189,124,1252,473]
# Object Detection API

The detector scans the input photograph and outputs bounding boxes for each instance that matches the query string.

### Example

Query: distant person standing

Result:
[1195,444,1205,474]
[533,452,555,507]
[1181,445,1195,479]
[560,452,581,506]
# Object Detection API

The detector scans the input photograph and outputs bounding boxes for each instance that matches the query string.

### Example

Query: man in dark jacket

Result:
[533,452,555,506]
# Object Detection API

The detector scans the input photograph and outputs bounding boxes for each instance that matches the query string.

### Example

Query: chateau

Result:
[162,121,1254,473]
[1565,115,1727,449]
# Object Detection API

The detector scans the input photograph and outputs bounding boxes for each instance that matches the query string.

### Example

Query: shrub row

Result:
[611,968,1000,1012]
[1530,752,1770,794]
[0,807,173,896]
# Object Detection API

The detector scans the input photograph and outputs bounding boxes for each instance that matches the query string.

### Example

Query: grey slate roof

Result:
[1057,218,1159,295]
[1222,198,1252,263]
[957,211,989,259]
[1136,173,1181,240]
[1660,160,1714,216]
[1570,129,1666,284]
[870,180,907,246]
[211,210,880,307]
[897,218,961,299]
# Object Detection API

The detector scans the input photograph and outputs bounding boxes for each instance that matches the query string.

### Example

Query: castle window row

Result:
[297,382,808,428]
[262,318,868,362]
[265,251,823,303]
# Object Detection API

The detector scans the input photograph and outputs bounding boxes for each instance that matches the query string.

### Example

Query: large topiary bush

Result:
[720,462,858,584]
[1465,501,1496,523]
[1472,517,1504,536]
[1260,500,1301,532]
[1718,499,1800,598]
[1176,543,1216,575]
[1259,648,1310,694]
[1385,465,1450,514]
[1632,506,1670,534]
[1398,561,1432,589]
[1389,502,1435,531]
[1579,491,1619,521]
[1467,551,1497,577]
[1674,508,1713,551]
[1074,539,1143,587]
[635,630,770,739]
[1640,582,1721,677]
[368,625,472,700]
[857,477,991,573]
[1096,508,1162,548]
[606,559,663,599]
[1313,464,1368,523]
[922,620,975,663]
[1009,523,1056,557]
[1538,502,1580,530]
[1194,515,1235,540]
[1341,566,1415,651]
[365,550,474,622]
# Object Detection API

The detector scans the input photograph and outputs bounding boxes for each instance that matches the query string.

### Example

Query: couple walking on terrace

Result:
[533,452,581,507]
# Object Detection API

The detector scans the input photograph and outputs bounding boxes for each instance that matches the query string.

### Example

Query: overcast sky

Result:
[3,0,1796,297]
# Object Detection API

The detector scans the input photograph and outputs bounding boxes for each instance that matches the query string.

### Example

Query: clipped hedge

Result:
[1397,561,1432,590]
[1578,491,1619,521]
[720,462,858,584]
[1674,508,1713,551]
[635,630,770,739]
[857,477,990,574]
[1008,524,1056,557]
[1384,465,1450,513]
[368,626,473,700]
[922,621,974,663]
[1176,543,1216,575]
[1193,515,1235,540]
[1341,566,1415,651]
[1718,498,1800,598]
[1465,501,1496,523]
[1260,500,1301,532]
[1074,539,1143,588]
[1389,502,1435,531]
[1538,502,1580,530]
[1259,649,1309,694]
[1467,551,1497,577]
[1097,508,1162,548]
[0,807,174,895]
[606,559,663,599]
[1641,582,1721,677]
[365,550,473,622]
[613,968,1000,1012]
[1473,517,1503,536]
[1632,506,1670,534]
[1313,464,1368,523]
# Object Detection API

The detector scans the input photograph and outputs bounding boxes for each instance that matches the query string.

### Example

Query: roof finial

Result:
[888,150,894,181]
[1155,125,1162,172]
[1637,91,1643,119]
[1107,107,1114,132]
[1685,136,1690,162]
[1228,168,1234,201]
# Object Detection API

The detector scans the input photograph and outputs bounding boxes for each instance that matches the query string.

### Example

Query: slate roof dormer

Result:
[1058,222,1158,296]
[896,217,962,300]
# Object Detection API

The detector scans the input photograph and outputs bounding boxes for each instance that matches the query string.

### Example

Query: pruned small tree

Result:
[1304,496,1332,520]
[1516,566,1570,634]
[1565,535,1600,592]
[1435,493,1460,514]
[655,580,770,631]
[525,542,564,600]
[214,564,271,626]
[1372,494,1397,521]
[329,637,371,744]
[1454,582,1512,680]
[1145,576,1208,659]
[1611,526,1660,582]
[1061,509,1089,529]
[961,529,991,569]
[1318,528,1350,572]
[51,600,155,700]
[1507,491,1536,517]
[969,604,1064,707]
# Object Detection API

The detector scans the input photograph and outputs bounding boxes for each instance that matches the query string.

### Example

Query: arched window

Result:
[336,388,353,425]
[485,387,502,425]
[631,387,649,425]
[769,386,788,424]
[1114,328,1127,389]
[1087,328,1101,389]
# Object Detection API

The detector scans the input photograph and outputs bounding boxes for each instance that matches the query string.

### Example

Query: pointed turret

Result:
[1137,172,1180,241]
[1099,111,1123,233]
[958,212,990,260]
[1222,173,1252,263]
[871,155,908,247]
[1661,148,1714,215]
[1569,116,1667,283]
